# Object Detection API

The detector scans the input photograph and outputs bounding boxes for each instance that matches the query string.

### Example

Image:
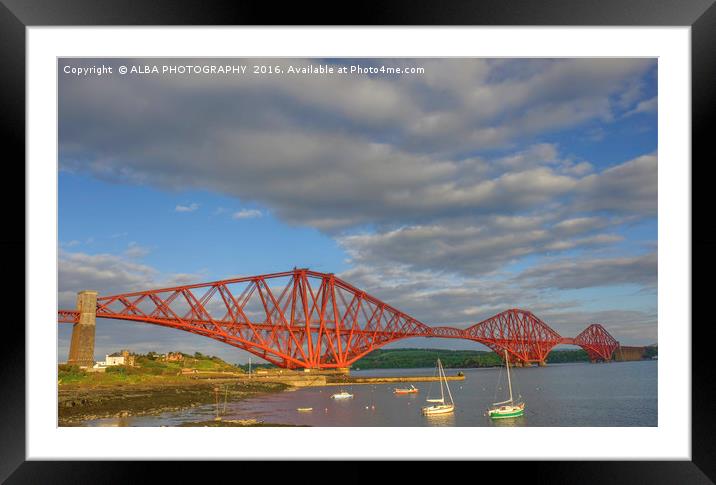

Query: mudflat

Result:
[58,378,287,426]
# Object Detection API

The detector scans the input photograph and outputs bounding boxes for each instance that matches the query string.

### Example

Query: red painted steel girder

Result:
[429,326,468,338]
[56,268,621,368]
[63,269,436,368]
[463,309,563,363]
[58,310,80,324]
[573,324,620,361]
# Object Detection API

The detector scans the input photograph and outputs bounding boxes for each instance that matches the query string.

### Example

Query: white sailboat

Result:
[421,358,455,415]
[487,349,525,419]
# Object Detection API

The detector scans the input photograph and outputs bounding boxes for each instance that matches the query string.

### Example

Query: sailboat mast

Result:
[438,359,445,402]
[505,349,513,403]
[443,359,454,404]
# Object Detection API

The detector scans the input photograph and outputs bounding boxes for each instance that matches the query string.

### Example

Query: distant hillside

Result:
[643,345,658,358]
[353,348,590,369]
[353,348,499,369]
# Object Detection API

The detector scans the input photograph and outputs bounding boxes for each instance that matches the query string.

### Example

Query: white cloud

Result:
[124,241,150,259]
[232,209,262,220]
[59,58,656,230]
[58,250,157,308]
[624,96,657,117]
[174,202,198,212]
[58,250,204,308]
[519,251,657,290]
[338,199,631,277]
[576,153,657,216]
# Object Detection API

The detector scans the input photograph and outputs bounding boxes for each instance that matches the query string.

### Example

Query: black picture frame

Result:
[2,0,713,481]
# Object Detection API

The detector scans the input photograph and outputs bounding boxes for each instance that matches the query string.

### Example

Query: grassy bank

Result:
[58,351,241,386]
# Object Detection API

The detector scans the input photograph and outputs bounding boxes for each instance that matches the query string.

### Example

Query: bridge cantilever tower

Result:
[58,268,620,369]
[464,309,563,367]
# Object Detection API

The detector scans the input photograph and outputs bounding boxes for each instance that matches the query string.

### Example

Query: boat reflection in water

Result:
[488,414,527,427]
[424,412,456,427]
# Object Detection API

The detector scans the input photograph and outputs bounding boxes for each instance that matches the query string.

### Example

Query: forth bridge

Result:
[58,268,625,370]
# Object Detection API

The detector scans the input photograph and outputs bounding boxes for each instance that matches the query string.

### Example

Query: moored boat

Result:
[330,390,354,400]
[487,349,525,419]
[422,359,455,416]
[487,402,525,419]
[394,385,419,395]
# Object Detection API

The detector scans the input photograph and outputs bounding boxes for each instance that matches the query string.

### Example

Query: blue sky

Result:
[58,58,657,363]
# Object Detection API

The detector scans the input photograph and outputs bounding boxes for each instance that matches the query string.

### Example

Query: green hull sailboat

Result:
[488,405,525,419]
[488,349,525,419]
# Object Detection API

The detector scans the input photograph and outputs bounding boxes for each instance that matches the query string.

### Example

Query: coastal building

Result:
[165,352,184,362]
[121,349,136,366]
[106,353,125,366]
[96,349,136,367]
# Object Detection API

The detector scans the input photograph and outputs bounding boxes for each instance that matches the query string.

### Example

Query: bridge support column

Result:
[538,360,547,367]
[67,290,98,368]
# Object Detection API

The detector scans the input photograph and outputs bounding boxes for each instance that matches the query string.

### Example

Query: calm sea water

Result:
[84,360,657,427]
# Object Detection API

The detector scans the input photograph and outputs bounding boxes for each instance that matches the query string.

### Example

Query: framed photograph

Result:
[4,0,712,481]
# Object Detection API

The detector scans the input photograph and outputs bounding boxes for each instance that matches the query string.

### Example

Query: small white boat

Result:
[297,407,313,412]
[422,358,455,416]
[330,390,354,400]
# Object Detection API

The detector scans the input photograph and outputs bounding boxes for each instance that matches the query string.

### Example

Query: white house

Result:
[105,353,126,366]
[93,353,125,368]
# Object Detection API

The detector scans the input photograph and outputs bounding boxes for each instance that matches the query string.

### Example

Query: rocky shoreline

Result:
[178,419,304,427]
[58,379,288,426]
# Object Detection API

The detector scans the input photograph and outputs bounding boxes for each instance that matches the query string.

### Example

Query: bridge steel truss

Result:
[57,268,620,368]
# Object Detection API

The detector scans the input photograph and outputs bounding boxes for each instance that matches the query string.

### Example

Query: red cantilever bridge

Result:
[58,268,619,369]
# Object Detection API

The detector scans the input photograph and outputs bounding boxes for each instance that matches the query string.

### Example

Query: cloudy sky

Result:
[58,58,657,364]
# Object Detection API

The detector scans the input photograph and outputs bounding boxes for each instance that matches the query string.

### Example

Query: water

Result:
[83,360,657,427]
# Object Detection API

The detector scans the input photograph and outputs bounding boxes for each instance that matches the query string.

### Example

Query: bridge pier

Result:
[538,360,547,367]
[613,346,646,362]
[301,367,351,375]
[67,290,97,368]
